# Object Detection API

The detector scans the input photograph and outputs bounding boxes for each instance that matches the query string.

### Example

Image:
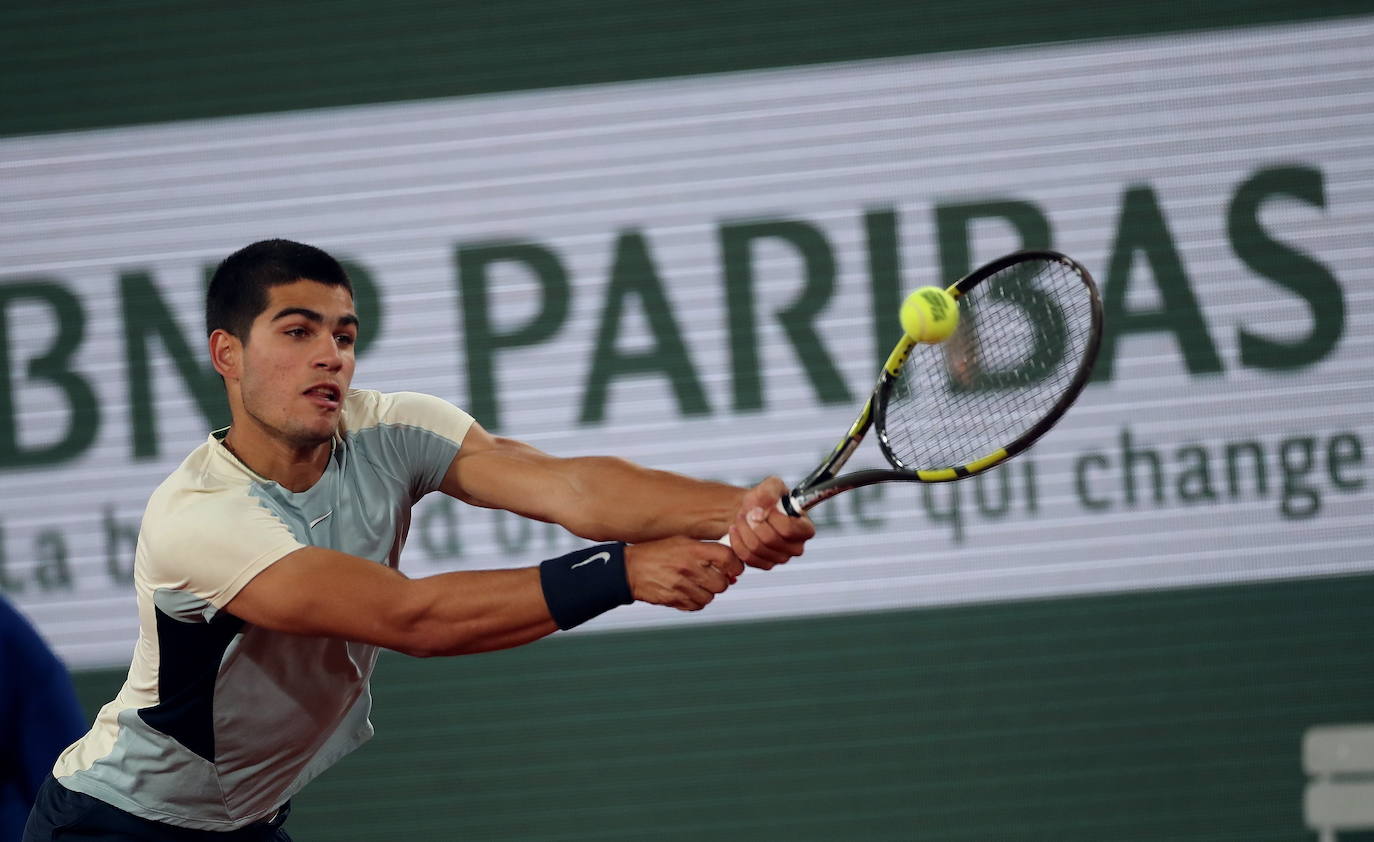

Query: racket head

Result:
[874,250,1103,481]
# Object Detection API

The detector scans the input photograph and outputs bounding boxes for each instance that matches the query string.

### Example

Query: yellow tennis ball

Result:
[900,287,960,343]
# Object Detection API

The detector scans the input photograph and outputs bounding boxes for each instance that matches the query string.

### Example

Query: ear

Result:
[209,329,242,380]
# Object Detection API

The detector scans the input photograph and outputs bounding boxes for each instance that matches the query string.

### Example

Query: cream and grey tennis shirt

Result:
[51,389,473,831]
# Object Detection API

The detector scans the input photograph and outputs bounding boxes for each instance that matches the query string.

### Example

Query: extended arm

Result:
[226,548,553,656]
[224,538,743,657]
[440,423,741,542]
[439,422,814,566]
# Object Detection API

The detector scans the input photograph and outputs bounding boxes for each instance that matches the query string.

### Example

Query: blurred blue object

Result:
[0,597,87,841]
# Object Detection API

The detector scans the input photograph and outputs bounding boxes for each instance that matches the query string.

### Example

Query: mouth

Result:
[303,383,342,410]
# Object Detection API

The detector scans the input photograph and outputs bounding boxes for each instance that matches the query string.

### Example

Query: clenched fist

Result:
[625,537,745,612]
[726,476,816,570]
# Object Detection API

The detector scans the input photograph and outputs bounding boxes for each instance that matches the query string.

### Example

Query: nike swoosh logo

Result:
[309,511,333,529]
[570,551,611,570]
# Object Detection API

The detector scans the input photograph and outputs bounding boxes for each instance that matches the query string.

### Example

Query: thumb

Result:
[744,476,787,507]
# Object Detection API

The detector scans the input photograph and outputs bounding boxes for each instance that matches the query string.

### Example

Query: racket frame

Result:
[783,250,1102,515]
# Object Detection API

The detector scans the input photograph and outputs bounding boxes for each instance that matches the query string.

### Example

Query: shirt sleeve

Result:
[138,489,306,612]
[367,391,475,497]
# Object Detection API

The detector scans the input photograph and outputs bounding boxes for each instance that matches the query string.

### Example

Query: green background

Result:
[3,0,1370,138]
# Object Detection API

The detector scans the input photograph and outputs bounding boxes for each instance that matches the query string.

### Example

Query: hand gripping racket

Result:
[767,249,1102,518]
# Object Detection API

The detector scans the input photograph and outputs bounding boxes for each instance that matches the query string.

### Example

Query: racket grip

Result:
[716,495,792,548]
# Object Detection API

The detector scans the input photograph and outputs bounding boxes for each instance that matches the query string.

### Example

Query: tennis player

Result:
[24,239,814,841]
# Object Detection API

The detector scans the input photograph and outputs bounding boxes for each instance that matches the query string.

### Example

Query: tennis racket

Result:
[767,249,1102,518]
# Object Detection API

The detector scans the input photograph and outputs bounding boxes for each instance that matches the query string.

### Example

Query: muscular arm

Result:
[225,547,556,657]
[224,539,742,657]
[440,422,748,544]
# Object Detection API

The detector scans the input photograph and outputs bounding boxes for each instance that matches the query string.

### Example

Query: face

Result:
[232,280,359,448]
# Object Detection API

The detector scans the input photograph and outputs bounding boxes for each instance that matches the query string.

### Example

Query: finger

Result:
[702,545,746,579]
[719,553,746,580]
[693,559,731,594]
[769,509,816,542]
[749,476,788,502]
[738,477,787,517]
[675,580,715,610]
[760,505,813,542]
[767,504,816,535]
[734,517,792,567]
[728,522,775,570]
[758,516,807,560]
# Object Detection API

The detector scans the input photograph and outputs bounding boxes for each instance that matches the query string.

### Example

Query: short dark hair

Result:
[206,239,353,340]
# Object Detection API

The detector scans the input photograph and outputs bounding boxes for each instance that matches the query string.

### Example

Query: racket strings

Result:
[883,259,1095,470]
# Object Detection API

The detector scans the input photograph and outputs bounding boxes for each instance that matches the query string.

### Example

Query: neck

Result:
[222,426,332,492]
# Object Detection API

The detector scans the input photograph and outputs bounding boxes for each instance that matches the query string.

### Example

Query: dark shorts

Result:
[23,777,292,841]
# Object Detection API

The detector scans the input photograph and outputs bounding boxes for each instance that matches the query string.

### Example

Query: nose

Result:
[313,336,344,371]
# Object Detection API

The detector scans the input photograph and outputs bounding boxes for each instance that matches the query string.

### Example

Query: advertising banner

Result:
[3,19,1371,666]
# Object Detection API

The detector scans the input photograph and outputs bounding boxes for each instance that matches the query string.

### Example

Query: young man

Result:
[25,240,814,840]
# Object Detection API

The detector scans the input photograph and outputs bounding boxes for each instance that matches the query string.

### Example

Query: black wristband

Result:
[539,543,633,630]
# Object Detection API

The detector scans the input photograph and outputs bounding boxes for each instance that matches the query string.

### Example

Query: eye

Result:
[335,333,356,347]
[285,327,309,338]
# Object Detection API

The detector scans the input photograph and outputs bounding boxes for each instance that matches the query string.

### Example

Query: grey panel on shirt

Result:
[153,588,218,623]
[247,422,462,558]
